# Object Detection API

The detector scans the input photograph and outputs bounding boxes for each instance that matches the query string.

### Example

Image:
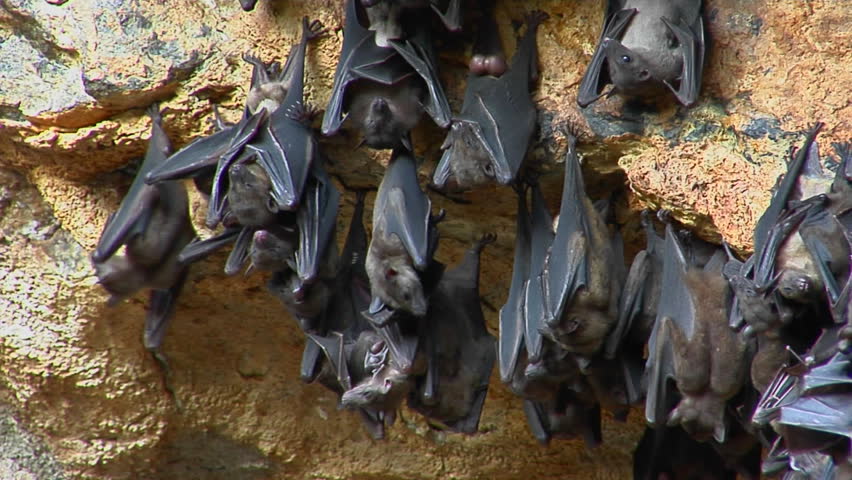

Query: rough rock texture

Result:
[0,0,849,479]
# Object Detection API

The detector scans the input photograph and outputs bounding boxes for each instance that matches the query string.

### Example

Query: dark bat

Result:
[360,0,463,33]
[540,135,622,360]
[365,149,438,317]
[523,181,554,364]
[321,0,451,149]
[645,222,748,443]
[633,425,738,480]
[431,10,547,191]
[497,184,531,383]
[408,234,496,433]
[147,18,324,215]
[522,377,603,447]
[92,104,195,399]
[577,0,705,107]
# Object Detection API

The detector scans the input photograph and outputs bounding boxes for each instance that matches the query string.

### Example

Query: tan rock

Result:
[0,0,849,478]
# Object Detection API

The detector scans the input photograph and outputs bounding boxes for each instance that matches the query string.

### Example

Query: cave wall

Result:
[0,0,849,478]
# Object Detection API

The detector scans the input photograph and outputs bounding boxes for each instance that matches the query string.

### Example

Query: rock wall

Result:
[0,0,848,479]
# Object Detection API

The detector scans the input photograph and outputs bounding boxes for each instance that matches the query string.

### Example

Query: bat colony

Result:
[92,1,851,478]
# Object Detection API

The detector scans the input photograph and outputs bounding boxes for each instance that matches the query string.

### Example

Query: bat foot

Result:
[303,17,327,41]
[475,233,497,252]
[656,209,674,224]
[524,10,550,29]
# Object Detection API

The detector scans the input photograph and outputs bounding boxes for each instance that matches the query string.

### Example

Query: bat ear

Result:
[385,268,398,279]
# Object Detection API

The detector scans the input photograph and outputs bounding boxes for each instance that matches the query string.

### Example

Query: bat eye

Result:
[620,55,631,64]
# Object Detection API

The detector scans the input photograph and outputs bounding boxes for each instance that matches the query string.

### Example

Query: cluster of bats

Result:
[90,1,851,479]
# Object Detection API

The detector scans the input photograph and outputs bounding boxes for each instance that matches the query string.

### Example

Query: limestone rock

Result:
[0,0,849,479]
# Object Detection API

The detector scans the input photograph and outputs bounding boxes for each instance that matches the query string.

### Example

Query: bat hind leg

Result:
[449,386,489,434]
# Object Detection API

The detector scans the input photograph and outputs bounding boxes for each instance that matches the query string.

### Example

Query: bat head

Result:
[602,39,657,96]
[228,162,277,227]
[250,229,296,272]
[348,80,423,149]
[366,247,428,317]
[432,121,497,192]
[247,83,288,116]
[340,363,411,410]
[93,255,148,304]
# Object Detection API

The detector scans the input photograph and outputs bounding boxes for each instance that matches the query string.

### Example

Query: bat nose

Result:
[371,97,390,115]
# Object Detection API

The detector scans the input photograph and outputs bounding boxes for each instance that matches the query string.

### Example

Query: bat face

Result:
[365,243,428,316]
[433,121,496,192]
[250,228,297,272]
[602,39,657,96]
[346,79,423,149]
[227,161,277,227]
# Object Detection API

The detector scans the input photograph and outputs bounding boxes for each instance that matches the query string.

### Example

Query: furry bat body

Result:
[408,234,496,433]
[539,137,622,361]
[431,11,547,191]
[365,149,441,318]
[645,222,747,443]
[577,0,705,107]
[322,0,451,149]
[92,105,195,397]
[633,425,739,480]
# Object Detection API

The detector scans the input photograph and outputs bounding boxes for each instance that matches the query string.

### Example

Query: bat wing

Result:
[389,28,451,128]
[576,7,636,107]
[498,186,531,382]
[94,106,173,262]
[644,223,695,427]
[223,226,254,275]
[542,138,591,329]
[253,111,317,211]
[801,353,852,394]
[143,269,189,352]
[375,321,419,374]
[606,250,649,358]
[522,399,553,444]
[430,0,462,31]
[753,123,824,256]
[278,17,315,112]
[660,13,704,107]
[524,182,554,361]
[295,168,341,285]
[383,150,432,270]
[306,332,351,391]
[778,392,852,441]
[145,125,236,184]
[177,228,242,265]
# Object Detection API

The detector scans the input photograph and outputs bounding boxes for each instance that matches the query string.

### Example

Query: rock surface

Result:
[0,0,849,479]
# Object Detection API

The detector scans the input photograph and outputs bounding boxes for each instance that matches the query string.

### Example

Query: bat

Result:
[92,104,195,401]
[365,148,440,318]
[147,18,324,215]
[577,0,705,107]
[408,234,496,433]
[321,0,451,149]
[540,135,622,360]
[497,184,531,383]
[431,10,547,191]
[645,222,748,443]
[633,425,739,480]
[360,0,463,33]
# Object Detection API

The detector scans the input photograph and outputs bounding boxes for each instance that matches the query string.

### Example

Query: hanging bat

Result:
[365,149,440,318]
[147,18,324,215]
[360,0,463,34]
[522,377,604,447]
[498,184,532,383]
[408,234,496,433]
[633,425,739,480]
[539,135,621,360]
[577,0,705,107]
[645,222,748,443]
[91,104,195,399]
[431,10,547,191]
[321,0,451,150]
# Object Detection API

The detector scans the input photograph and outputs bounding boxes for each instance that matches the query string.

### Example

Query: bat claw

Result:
[476,233,497,251]
[656,209,674,224]
[524,10,550,28]
[431,209,447,224]
[304,17,327,41]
